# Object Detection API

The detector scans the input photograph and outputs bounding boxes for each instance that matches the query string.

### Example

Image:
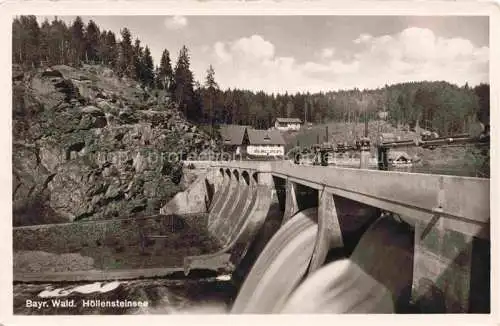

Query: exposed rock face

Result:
[13,64,218,226]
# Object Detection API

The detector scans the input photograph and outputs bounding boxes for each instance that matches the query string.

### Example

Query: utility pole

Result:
[364,107,368,138]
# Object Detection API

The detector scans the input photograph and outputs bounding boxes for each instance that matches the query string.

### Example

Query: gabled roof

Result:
[247,129,286,145]
[219,125,250,145]
[275,117,302,123]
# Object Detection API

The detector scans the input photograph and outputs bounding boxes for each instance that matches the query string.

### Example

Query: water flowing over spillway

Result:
[230,210,414,313]
[281,259,394,313]
[231,208,318,313]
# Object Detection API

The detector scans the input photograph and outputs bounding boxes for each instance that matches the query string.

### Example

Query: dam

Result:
[13,160,490,314]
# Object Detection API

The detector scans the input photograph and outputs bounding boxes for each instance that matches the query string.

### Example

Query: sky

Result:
[38,15,489,93]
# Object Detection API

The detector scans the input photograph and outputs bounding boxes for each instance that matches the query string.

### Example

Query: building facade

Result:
[274,117,302,131]
[219,125,286,159]
[245,129,286,157]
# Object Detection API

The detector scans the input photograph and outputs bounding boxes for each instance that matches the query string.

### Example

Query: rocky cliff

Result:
[12,64,217,226]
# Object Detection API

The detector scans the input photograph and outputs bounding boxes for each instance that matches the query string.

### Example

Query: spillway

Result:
[278,214,414,313]
[231,208,318,313]
[183,174,273,274]
[281,259,394,313]
[229,211,414,313]
[147,168,416,313]
[207,174,231,228]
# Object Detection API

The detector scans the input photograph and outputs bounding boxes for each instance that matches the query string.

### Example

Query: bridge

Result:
[162,160,490,313]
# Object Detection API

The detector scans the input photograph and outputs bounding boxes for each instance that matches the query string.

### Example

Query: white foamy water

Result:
[281,259,394,313]
[231,208,318,313]
[216,274,231,281]
[38,281,121,298]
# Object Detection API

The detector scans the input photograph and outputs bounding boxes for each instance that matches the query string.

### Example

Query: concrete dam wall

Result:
[13,162,490,314]
[179,163,489,314]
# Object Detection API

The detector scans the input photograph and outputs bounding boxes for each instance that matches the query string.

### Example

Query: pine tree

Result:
[118,27,133,77]
[204,64,219,127]
[13,16,41,67]
[39,19,51,65]
[158,49,174,91]
[50,17,71,65]
[132,38,143,80]
[141,46,155,88]
[173,45,199,121]
[85,20,100,63]
[70,16,85,65]
[105,31,118,67]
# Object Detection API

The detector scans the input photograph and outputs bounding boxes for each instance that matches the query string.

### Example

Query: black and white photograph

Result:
[2,0,497,321]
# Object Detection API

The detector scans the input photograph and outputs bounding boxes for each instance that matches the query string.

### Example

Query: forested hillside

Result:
[13,16,489,136]
[12,16,220,226]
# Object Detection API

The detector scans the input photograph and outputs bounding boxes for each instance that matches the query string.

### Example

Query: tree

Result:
[474,83,490,126]
[12,15,41,67]
[50,17,71,65]
[141,46,155,88]
[104,30,118,67]
[39,18,51,64]
[157,49,174,91]
[117,27,133,77]
[173,45,200,121]
[85,20,100,63]
[132,38,143,80]
[203,64,219,128]
[12,17,23,64]
[70,16,85,65]
[205,65,218,90]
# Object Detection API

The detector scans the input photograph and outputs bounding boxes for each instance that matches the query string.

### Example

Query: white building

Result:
[274,117,302,131]
[245,129,286,157]
[219,125,286,158]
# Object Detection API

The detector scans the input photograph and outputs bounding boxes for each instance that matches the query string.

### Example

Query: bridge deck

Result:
[212,161,489,240]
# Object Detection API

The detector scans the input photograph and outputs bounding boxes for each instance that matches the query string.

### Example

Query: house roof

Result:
[247,129,286,145]
[219,125,250,145]
[388,151,411,161]
[275,117,302,123]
